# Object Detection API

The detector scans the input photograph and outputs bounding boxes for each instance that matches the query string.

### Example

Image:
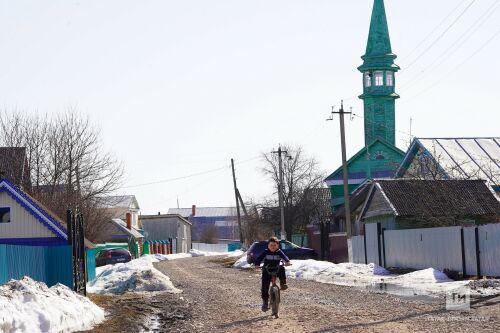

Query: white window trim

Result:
[374,71,384,86]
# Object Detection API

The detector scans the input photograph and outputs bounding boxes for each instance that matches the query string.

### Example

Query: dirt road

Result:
[152,256,499,332]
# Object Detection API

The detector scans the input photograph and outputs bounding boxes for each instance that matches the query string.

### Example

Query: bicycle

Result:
[264,264,282,318]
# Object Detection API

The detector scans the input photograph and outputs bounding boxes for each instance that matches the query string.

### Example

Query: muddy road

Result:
[151,256,500,333]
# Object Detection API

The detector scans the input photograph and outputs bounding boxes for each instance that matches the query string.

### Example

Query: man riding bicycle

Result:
[254,236,291,312]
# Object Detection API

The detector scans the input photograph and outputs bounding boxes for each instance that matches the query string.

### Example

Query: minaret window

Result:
[386,72,393,86]
[364,72,372,87]
[374,71,384,86]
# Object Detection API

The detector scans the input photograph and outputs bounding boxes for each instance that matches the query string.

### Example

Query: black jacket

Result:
[254,248,290,267]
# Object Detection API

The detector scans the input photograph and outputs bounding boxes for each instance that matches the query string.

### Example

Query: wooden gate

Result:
[67,209,87,296]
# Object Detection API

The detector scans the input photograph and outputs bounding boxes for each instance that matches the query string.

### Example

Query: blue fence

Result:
[86,248,97,282]
[0,244,73,287]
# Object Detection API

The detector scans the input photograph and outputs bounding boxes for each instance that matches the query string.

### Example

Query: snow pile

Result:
[88,256,181,294]
[469,279,500,296]
[233,257,497,296]
[395,268,452,284]
[147,253,192,261]
[233,255,252,269]
[0,277,104,333]
[145,249,244,262]
[286,260,389,285]
[391,268,468,294]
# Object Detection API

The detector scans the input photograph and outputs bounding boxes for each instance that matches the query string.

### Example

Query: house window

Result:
[374,71,384,86]
[364,72,372,87]
[386,72,393,86]
[0,207,11,223]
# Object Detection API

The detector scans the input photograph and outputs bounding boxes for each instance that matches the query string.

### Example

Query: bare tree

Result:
[0,109,124,242]
[200,224,218,244]
[402,146,500,184]
[261,145,326,238]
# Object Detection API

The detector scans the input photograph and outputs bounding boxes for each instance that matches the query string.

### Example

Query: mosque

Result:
[325,0,405,210]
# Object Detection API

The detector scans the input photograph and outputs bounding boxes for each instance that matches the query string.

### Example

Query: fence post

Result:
[377,223,382,266]
[363,228,367,265]
[475,227,481,277]
[381,228,386,268]
[460,228,466,276]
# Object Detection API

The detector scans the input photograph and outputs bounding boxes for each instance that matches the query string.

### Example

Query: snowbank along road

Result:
[153,256,500,333]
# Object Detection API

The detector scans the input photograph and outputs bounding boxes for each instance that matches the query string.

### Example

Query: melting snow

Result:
[232,256,499,297]
[0,277,105,333]
[88,256,181,294]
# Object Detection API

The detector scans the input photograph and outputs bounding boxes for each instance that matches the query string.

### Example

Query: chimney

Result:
[158,211,161,215]
[191,205,196,216]
[126,212,132,230]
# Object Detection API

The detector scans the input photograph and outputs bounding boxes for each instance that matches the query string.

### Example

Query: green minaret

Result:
[358,0,400,146]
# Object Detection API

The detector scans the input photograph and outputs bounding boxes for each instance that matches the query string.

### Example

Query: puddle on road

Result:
[362,283,442,303]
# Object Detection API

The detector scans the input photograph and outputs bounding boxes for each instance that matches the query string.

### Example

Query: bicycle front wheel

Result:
[270,285,280,318]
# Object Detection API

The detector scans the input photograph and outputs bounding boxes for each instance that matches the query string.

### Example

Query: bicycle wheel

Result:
[270,285,280,318]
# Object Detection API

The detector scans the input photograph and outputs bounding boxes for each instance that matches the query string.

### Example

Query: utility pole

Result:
[327,101,352,239]
[231,158,244,244]
[272,146,287,240]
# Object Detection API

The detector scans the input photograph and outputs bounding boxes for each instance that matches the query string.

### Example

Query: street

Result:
[149,256,500,333]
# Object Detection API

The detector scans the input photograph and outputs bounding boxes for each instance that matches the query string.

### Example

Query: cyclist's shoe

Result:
[280,284,288,291]
[261,297,269,312]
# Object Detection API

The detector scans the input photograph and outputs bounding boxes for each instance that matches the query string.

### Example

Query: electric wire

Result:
[400,0,500,92]
[402,0,469,62]
[119,155,260,189]
[403,0,478,71]
[402,26,500,104]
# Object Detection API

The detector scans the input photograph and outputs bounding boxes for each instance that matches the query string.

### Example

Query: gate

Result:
[67,209,87,296]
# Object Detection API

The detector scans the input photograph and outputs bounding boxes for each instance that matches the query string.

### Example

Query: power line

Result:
[400,0,500,92]
[350,112,498,163]
[402,0,469,62]
[119,155,260,189]
[404,0,478,71]
[402,26,500,103]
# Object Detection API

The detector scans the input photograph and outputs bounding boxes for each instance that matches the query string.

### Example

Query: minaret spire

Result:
[358,0,399,147]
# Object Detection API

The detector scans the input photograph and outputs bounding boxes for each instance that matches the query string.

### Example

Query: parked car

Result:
[246,240,317,264]
[95,248,132,267]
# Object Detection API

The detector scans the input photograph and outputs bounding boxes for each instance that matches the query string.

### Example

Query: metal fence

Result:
[192,242,241,253]
[0,244,73,287]
[351,223,500,277]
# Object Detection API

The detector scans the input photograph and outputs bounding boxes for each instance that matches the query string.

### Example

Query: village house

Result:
[97,195,141,229]
[0,178,96,287]
[357,179,500,230]
[168,205,239,244]
[139,213,192,254]
[96,195,144,257]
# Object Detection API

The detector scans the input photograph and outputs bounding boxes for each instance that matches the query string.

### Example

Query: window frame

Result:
[364,72,372,87]
[374,71,384,86]
[386,71,394,86]
[0,207,11,223]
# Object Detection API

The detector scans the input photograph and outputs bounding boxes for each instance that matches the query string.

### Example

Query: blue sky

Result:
[0,0,498,213]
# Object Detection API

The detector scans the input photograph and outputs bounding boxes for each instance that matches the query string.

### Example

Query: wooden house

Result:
[358,179,500,230]
[0,178,96,287]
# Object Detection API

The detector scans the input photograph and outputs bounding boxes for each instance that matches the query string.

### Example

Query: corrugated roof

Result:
[111,218,144,239]
[167,207,237,218]
[374,179,500,217]
[409,138,500,185]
